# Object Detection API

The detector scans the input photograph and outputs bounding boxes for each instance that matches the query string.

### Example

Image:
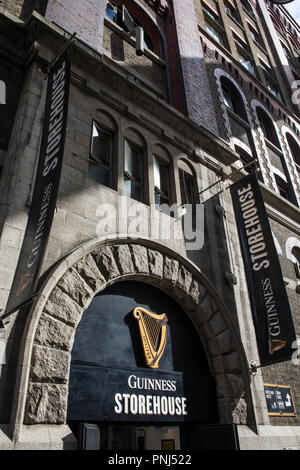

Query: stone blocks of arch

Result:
[20,239,249,427]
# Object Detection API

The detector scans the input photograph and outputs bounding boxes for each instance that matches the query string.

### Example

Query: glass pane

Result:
[206,23,223,46]
[125,140,141,182]
[124,178,142,202]
[88,161,110,186]
[238,55,255,75]
[123,178,131,198]
[154,157,169,194]
[106,3,117,22]
[154,157,161,189]
[180,171,195,206]
[124,140,132,175]
[223,89,234,110]
[91,123,112,168]
[159,164,169,196]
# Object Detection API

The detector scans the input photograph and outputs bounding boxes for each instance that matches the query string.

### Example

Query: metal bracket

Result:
[249,360,259,376]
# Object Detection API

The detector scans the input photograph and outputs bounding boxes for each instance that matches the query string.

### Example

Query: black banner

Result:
[230,172,297,366]
[2,42,72,317]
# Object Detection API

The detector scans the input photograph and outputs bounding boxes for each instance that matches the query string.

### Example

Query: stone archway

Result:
[14,238,252,430]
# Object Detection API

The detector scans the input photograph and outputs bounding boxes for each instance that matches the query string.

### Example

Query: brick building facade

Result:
[0,0,299,450]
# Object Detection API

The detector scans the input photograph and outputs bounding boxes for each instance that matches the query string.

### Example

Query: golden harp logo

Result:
[16,272,33,296]
[133,307,168,369]
[268,338,286,355]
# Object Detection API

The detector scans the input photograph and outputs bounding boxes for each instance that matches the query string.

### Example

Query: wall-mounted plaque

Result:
[264,384,296,416]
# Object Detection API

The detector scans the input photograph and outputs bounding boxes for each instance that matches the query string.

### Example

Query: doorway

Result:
[79,423,181,450]
[70,422,240,450]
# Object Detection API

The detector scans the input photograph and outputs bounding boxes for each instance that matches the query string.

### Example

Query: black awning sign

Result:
[230,173,297,366]
[264,384,296,416]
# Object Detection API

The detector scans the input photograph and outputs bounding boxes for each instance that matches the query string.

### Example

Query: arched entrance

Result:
[67,280,218,450]
[12,238,253,448]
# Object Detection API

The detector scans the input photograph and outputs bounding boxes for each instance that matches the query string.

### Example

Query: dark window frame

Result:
[106,1,155,54]
[123,138,145,203]
[88,120,115,189]
[153,154,171,210]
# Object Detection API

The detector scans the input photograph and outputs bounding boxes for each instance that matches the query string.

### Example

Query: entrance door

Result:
[76,422,240,450]
[78,423,182,450]
[67,281,219,449]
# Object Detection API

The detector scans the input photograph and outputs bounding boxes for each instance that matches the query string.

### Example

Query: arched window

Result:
[255,107,297,205]
[123,128,147,203]
[88,111,117,189]
[220,77,248,121]
[286,133,300,168]
[256,107,280,147]
[105,1,157,55]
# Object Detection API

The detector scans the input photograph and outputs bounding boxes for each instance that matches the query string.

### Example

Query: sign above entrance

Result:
[133,307,168,369]
[67,363,217,423]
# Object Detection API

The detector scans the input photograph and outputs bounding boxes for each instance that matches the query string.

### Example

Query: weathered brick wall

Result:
[103,23,167,99]
[171,0,218,135]
[45,0,106,53]
[1,0,47,19]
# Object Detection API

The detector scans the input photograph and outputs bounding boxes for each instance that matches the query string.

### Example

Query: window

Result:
[178,159,199,230]
[106,1,154,52]
[202,4,219,23]
[238,52,256,76]
[124,139,144,202]
[256,108,279,146]
[266,80,282,101]
[222,86,236,112]
[292,248,300,281]
[220,77,248,121]
[259,58,272,76]
[275,176,289,200]
[154,156,170,210]
[233,31,249,53]
[236,148,255,173]
[294,259,300,280]
[88,121,114,187]
[225,1,239,22]
[205,22,224,46]
[286,134,300,168]
[179,168,198,228]
[241,0,255,16]
[248,24,263,48]
[281,42,292,59]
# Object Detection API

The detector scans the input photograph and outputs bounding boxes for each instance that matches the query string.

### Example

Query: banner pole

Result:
[43,32,76,78]
[198,158,258,198]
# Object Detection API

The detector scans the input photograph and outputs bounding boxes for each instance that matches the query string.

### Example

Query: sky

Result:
[284,0,300,26]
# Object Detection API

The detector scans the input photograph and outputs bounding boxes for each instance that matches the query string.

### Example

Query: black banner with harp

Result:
[230,173,297,366]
